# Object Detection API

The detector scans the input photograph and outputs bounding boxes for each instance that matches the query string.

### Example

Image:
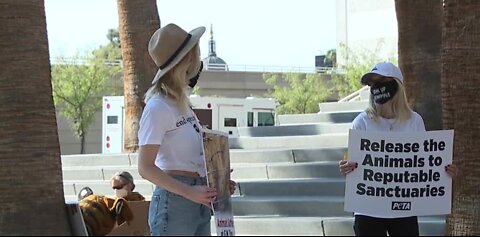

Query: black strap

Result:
[159,34,192,70]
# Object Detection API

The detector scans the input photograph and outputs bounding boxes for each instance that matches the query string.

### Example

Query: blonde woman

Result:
[339,62,457,236]
[138,23,235,236]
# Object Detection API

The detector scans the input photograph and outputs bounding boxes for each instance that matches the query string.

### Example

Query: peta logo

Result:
[391,201,411,211]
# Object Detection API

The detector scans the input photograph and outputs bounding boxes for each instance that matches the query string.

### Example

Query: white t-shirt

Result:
[351,111,426,218]
[352,111,426,132]
[138,95,206,177]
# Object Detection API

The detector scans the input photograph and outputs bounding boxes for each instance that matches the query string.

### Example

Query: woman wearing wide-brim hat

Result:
[137,23,235,236]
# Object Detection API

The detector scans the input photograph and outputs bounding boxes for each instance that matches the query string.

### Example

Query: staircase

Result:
[61,98,446,236]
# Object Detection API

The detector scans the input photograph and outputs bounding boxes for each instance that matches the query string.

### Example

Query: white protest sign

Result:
[344,129,454,217]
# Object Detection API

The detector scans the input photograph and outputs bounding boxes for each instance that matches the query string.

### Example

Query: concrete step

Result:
[292,147,347,162]
[62,161,343,182]
[64,183,76,196]
[62,166,142,181]
[61,153,133,167]
[230,147,346,163]
[62,167,107,180]
[61,147,347,169]
[277,111,360,125]
[321,216,446,236]
[231,196,347,217]
[231,161,343,180]
[213,216,324,236]
[237,123,351,137]
[319,101,368,113]
[211,216,445,236]
[238,178,345,197]
[229,134,348,149]
[230,148,294,163]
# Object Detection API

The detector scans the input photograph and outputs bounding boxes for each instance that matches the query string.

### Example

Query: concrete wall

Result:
[196,70,282,98]
[57,111,103,155]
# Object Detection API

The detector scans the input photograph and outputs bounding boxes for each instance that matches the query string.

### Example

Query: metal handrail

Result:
[204,63,319,73]
[338,85,369,102]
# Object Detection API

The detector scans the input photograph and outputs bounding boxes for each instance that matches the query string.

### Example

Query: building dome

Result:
[203,55,227,65]
[202,24,228,71]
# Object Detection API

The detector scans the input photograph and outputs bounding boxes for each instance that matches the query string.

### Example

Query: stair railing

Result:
[337,86,369,102]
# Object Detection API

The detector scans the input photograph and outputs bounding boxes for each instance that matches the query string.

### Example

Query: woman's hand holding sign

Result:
[445,164,458,177]
[339,160,358,175]
[229,180,236,195]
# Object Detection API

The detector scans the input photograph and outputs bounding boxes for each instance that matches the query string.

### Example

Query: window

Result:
[257,112,274,126]
[247,112,253,127]
[224,118,237,127]
[107,116,118,124]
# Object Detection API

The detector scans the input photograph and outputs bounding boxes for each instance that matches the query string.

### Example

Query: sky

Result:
[44,0,338,70]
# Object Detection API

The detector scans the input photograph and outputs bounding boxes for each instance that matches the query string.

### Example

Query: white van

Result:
[102,95,276,153]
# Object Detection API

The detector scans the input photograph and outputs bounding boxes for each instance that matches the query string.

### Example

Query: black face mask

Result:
[188,61,203,88]
[370,80,398,104]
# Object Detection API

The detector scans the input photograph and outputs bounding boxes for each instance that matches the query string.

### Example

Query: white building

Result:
[336,0,398,66]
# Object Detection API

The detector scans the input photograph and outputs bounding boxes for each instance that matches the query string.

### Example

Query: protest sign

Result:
[203,129,235,236]
[344,129,454,217]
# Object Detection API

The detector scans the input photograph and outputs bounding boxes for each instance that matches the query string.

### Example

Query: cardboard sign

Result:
[203,129,236,236]
[107,201,150,236]
[344,129,454,217]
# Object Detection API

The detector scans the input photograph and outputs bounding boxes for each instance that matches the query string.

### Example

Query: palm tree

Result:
[395,0,443,131]
[0,0,71,234]
[442,0,480,235]
[117,0,161,152]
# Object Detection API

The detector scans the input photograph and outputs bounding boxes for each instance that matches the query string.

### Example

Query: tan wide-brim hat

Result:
[149,23,205,84]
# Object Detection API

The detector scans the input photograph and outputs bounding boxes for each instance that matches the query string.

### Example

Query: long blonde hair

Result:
[144,44,200,113]
[365,79,413,123]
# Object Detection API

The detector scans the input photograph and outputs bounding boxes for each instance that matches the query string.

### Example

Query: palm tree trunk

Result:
[117,0,161,153]
[442,0,480,235]
[80,134,86,154]
[0,0,71,235]
[395,0,443,131]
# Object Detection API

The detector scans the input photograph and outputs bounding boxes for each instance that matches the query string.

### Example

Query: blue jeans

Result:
[149,175,212,236]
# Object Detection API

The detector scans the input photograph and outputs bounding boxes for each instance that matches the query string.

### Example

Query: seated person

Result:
[110,171,146,201]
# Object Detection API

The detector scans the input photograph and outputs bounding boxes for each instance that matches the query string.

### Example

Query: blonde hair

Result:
[365,79,413,123]
[144,44,200,113]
